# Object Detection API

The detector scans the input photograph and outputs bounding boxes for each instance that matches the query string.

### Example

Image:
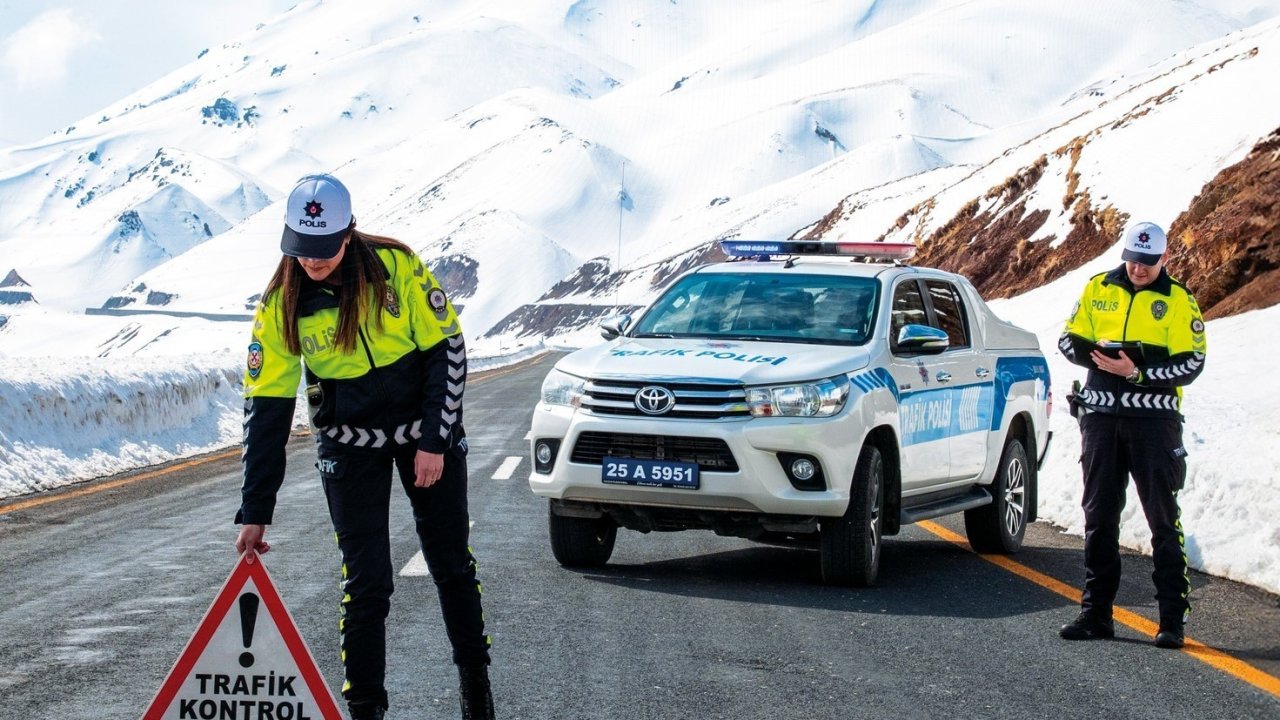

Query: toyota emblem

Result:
[634,386,675,415]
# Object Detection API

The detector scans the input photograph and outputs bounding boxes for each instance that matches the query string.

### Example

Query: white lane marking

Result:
[400,551,429,577]
[524,430,532,440]
[492,456,522,480]
[399,517,476,573]
[398,521,475,577]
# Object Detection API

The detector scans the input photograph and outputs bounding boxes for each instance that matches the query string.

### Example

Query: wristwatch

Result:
[1125,367,1141,383]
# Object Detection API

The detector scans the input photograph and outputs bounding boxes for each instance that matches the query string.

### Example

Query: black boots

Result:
[1155,623,1185,649]
[1058,612,1116,640]
[348,704,385,720]
[459,664,495,720]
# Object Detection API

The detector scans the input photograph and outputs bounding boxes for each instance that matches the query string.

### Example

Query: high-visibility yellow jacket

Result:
[237,246,466,524]
[1058,265,1206,418]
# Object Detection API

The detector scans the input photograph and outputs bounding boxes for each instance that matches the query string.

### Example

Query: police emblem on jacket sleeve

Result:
[247,341,264,379]
[385,286,400,318]
[428,287,448,312]
[1151,300,1168,320]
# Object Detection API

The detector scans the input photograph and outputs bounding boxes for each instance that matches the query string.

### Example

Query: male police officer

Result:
[1056,221,1207,649]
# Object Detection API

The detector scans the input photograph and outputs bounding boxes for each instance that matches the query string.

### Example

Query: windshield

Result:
[631,272,879,345]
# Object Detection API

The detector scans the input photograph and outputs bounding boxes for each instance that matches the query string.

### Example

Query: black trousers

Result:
[317,440,490,710]
[1078,412,1190,626]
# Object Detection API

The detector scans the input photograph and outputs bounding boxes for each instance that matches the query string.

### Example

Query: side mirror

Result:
[600,313,633,340]
[896,324,950,353]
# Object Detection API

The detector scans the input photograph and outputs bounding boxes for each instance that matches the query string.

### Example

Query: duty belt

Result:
[322,419,422,448]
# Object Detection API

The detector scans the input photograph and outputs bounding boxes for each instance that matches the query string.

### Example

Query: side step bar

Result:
[900,486,992,525]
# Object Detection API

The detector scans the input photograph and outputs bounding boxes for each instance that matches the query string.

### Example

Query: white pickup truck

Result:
[528,240,1052,586]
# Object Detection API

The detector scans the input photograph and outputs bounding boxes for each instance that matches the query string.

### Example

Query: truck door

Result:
[923,279,994,481]
[886,278,951,491]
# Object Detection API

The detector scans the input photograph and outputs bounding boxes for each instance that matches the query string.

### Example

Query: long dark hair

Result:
[261,228,414,355]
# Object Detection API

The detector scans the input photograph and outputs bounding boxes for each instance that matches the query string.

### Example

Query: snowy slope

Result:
[3,0,1274,327]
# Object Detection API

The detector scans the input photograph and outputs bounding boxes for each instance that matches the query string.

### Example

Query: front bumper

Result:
[527,402,861,518]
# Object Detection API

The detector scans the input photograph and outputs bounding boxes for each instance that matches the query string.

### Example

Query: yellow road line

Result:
[0,351,550,515]
[917,520,1280,699]
[0,449,241,515]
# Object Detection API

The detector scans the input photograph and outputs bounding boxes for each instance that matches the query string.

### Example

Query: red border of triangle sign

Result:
[141,551,343,720]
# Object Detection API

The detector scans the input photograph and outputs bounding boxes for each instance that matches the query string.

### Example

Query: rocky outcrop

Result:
[0,269,35,305]
[431,254,480,300]
[902,150,1124,300]
[483,302,643,339]
[1166,127,1280,319]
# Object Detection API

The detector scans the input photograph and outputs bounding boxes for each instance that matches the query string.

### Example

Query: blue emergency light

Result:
[719,239,915,261]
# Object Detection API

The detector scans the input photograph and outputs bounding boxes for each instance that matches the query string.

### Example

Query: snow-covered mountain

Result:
[2,0,1278,353]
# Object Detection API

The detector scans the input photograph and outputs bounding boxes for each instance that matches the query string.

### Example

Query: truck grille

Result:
[570,432,739,472]
[581,379,749,420]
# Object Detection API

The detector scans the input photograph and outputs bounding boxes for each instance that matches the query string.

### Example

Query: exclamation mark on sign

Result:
[238,592,260,668]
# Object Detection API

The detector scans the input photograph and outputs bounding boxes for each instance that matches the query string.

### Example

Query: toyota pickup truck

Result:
[528,240,1052,586]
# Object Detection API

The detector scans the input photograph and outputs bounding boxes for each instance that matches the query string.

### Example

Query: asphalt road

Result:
[1,353,1278,720]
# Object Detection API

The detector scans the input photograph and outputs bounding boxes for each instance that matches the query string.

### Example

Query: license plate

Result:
[601,456,700,489]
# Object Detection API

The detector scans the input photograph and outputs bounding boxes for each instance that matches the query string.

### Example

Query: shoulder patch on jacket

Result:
[247,341,264,378]
[428,287,448,312]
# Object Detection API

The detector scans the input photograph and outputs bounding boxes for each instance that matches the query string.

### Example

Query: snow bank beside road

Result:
[0,353,248,496]
[0,343,546,500]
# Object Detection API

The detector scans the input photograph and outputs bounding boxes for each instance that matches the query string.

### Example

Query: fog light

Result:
[533,438,561,474]
[777,452,825,491]
[791,458,816,481]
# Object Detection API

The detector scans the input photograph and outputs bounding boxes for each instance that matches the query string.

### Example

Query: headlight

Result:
[746,375,850,418]
[540,368,586,407]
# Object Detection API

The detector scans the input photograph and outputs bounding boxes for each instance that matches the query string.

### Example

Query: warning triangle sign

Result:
[141,551,343,720]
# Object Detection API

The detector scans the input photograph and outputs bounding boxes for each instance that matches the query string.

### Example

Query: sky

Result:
[0,0,295,146]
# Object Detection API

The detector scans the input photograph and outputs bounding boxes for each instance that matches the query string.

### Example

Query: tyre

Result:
[820,445,883,586]
[548,503,617,567]
[964,436,1029,554]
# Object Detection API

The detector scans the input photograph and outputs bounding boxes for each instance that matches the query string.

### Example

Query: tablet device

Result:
[1091,340,1146,364]
[1064,335,1146,366]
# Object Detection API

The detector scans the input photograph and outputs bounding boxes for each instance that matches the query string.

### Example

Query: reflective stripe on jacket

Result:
[1058,265,1206,418]
[237,247,466,524]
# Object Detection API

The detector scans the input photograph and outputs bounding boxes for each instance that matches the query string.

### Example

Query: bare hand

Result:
[235,524,271,562]
[1090,349,1136,378]
[415,450,444,488]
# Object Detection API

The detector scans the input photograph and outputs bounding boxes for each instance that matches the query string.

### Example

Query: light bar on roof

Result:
[719,239,915,260]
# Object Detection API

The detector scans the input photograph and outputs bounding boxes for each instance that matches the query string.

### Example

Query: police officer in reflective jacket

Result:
[1057,221,1207,650]
[234,174,494,720]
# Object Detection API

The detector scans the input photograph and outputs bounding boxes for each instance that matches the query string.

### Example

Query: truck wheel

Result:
[548,504,617,567]
[820,445,883,587]
[964,436,1029,554]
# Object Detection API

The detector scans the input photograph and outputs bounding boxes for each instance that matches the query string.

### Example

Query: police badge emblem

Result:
[385,286,400,318]
[428,288,448,313]
[247,341,264,379]
[1151,300,1168,320]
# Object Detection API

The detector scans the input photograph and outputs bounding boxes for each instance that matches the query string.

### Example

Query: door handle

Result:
[935,371,952,383]
[975,367,991,379]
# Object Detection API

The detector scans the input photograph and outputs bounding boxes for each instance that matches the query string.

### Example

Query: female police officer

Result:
[234,174,494,720]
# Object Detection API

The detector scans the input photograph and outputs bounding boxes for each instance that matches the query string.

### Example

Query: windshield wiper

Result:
[631,332,674,338]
